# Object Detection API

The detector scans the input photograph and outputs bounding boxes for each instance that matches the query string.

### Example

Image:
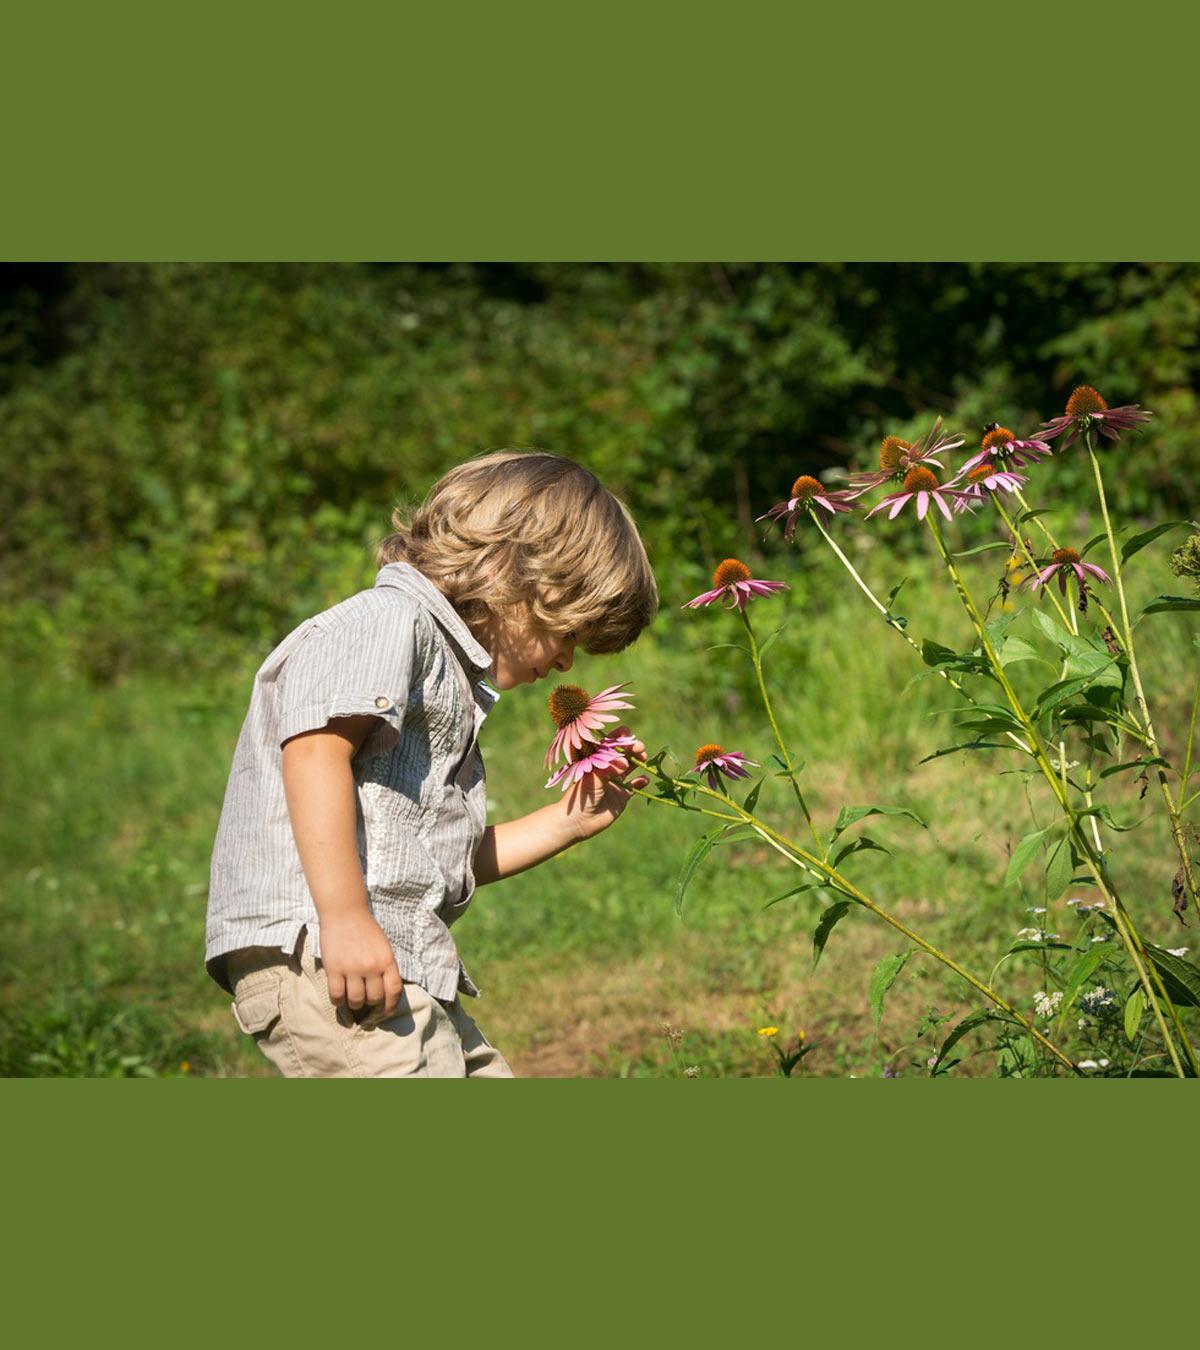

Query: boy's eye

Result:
[564,630,578,641]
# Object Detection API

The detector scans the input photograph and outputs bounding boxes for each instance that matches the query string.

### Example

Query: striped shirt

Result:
[205,562,499,1001]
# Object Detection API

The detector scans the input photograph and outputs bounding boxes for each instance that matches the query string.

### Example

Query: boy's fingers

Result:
[365,974,385,1007]
[327,971,346,1006]
[631,775,649,789]
[383,968,404,1016]
[345,974,366,1009]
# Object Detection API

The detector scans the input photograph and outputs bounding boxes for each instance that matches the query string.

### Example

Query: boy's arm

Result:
[473,731,649,885]
[281,714,404,1015]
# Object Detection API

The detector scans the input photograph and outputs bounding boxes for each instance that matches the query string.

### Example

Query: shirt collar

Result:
[374,563,494,678]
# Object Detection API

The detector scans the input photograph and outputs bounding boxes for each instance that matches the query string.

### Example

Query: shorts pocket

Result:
[231,970,283,1037]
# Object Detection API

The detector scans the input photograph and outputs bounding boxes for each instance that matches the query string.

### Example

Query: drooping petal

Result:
[934,490,953,521]
[916,491,930,521]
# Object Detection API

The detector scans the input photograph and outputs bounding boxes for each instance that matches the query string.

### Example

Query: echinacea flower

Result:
[952,460,1028,513]
[960,424,1053,473]
[1025,547,1111,597]
[545,732,637,791]
[692,742,757,791]
[847,417,965,498]
[685,559,787,613]
[757,474,857,540]
[544,682,635,767]
[866,465,966,522]
[1040,385,1152,448]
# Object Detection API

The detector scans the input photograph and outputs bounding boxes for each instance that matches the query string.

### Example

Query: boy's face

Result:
[476,609,578,691]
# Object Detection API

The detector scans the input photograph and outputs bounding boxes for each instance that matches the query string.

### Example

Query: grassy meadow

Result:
[3,530,1193,1078]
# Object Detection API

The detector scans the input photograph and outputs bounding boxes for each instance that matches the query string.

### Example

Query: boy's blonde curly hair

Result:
[376,451,658,653]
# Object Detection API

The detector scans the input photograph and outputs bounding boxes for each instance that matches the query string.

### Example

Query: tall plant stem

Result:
[1177,673,1200,814]
[738,607,827,859]
[991,496,1077,634]
[1087,436,1200,926]
[811,514,1032,755]
[925,513,1193,1077]
[626,767,1079,1073]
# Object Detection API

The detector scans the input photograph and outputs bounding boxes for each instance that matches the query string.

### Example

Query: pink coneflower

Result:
[847,418,965,498]
[1039,386,1152,448]
[693,742,757,791]
[685,559,788,613]
[757,474,857,540]
[960,424,1053,473]
[1026,547,1111,599]
[866,465,966,523]
[952,460,1028,513]
[545,733,637,791]
[544,682,635,768]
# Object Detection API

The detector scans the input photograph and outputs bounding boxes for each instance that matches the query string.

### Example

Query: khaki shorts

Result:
[227,930,513,1078]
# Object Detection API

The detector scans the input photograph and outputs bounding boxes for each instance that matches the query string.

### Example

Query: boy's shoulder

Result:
[255,577,437,683]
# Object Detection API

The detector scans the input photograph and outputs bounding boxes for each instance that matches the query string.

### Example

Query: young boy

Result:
[205,450,658,1077]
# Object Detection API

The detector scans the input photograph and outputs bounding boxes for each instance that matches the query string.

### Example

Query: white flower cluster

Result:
[1077,1058,1111,1071]
[1078,985,1116,1016]
[1033,990,1063,1018]
[1067,898,1107,913]
[1167,946,1190,958]
[1016,928,1060,942]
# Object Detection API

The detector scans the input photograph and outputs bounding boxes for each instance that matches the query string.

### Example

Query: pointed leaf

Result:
[1063,948,1107,1009]
[833,834,891,866]
[870,952,911,1027]
[1045,837,1074,900]
[1005,827,1051,886]
[812,900,853,970]
[674,827,722,915]
[831,803,927,842]
[1143,944,1200,1008]
[1121,520,1191,565]
[933,1009,1004,1073]
[1124,988,1146,1044]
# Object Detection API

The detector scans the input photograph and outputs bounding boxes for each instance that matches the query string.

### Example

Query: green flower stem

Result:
[1177,673,1200,814]
[925,513,1193,1078]
[991,496,1077,634]
[1087,435,1200,926]
[811,514,1033,756]
[626,760,1079,1073]
[737,607,827,859]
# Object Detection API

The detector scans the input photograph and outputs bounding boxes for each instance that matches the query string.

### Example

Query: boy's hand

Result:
[319,910,404,1016]
[562,726,650,841]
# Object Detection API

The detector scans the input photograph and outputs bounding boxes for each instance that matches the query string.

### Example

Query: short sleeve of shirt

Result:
[276,600,420,752]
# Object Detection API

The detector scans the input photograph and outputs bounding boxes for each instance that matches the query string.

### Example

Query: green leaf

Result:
[762,880,829,911]
[833,834,891,866]
[885,579,908,609]
[1080,532,1109,559]
[1045,837,1073,901]
[1075,804,1146,832]
[1124,988,1146,1044]
[812,901,853,970]
[1098,756,1168,781]
[953,540,1014,558]
[1005,827,1051,886]
[758,624,788,658]
[1137,595,1200,620]
[831,803,927,842]
[1143,944,1200,1008]
[997,636,1046,668]
[742,778,764,814]
[1063,948,1108,1009]
[870,952,911,1027]
[933,1009,1002,1073]
[1016,508,1051,525]
[1121,520,1191,565]
[674,827,723,915]
[1034,670,1116,718]
[918,740,1014,765]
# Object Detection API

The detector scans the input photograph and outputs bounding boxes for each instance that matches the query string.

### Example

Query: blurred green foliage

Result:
[2,262,1196,682]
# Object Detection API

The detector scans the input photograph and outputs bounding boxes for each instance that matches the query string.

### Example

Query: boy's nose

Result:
[553,645,575,673]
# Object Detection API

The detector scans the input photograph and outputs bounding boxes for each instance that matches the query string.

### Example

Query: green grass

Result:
[2,535,1195,1077]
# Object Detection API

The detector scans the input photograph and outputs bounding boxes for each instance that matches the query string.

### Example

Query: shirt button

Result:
[375,697,391,710]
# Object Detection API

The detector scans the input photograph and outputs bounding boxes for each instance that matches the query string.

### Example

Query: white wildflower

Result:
[1167,947,1189,958]
[1033,990,1063,1018]
[1077,1058,1110,1072]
